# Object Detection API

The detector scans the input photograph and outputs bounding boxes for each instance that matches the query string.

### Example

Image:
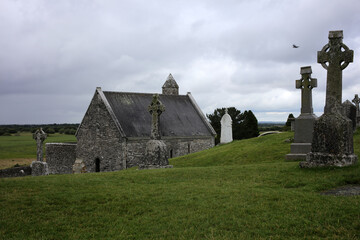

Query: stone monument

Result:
[286,66,317,160]
[342,100,357,132]
[352,94,360,126]
[220,108,233,144]
[139,94,173,169]
[300,30,357,168]
[31,128,49,176]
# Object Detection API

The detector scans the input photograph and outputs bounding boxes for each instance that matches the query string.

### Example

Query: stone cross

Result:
[148,94,165,140]
[33,128,47,162]
[317,30,354,114]
[352,94,360,115]
[295,66,317,114]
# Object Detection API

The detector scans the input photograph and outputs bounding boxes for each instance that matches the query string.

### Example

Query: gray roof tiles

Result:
[103,91,213,138]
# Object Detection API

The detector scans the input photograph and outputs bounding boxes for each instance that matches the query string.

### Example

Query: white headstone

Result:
[220,109,233,144]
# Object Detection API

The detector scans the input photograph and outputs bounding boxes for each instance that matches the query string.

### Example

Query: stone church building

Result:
[46,74,216,173]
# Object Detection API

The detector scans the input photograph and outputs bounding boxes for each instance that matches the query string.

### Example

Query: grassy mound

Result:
[1,131,360,239]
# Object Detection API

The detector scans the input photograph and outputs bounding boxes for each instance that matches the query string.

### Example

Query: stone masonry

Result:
[140,94,172,169]
[46,143,76,174]
[300,30,357,168]
[31,128,49,176]
[286,66,317,161]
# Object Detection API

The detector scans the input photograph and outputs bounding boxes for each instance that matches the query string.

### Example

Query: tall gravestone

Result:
[139,94,172,169]
[220,108,233,144]
[352,94,360,127]
[286,66,317,160]
[300,30,357,168]
[31,128,49,176]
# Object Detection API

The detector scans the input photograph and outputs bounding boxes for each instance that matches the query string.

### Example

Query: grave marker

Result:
[300,30,357,168]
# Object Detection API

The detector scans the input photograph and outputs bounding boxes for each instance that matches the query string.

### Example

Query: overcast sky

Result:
[1,0,360,124]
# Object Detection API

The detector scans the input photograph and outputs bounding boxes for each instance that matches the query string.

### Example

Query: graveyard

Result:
[0,130,360,239]
[1,29,360,239]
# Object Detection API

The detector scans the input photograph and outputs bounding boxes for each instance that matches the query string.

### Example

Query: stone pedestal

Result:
[31,161,49,176]
[73,158,87,174]
[300,112,358,167]
[139,140,173,170]
[286,114,317,160]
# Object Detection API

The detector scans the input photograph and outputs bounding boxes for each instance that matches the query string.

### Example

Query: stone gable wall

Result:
[46,143,76,174]
[76,92,125,172]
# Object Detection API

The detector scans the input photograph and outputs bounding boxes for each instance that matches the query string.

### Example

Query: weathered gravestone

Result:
[139,94,173,169]
[352,94,360,126]
[300,30,357,168]
[342,100,357,132]
[31,128,49,176]
[286,66,317,160]
[220,108,233,144]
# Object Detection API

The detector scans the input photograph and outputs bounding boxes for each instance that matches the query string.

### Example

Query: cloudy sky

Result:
[1,0,360,124]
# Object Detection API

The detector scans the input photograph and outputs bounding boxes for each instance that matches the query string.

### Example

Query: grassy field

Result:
[1,131,360,239]
[0,133,76,169]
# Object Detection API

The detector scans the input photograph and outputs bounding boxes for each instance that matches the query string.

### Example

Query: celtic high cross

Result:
[352,94,360,115]
[148,94,165,140]
[296,66,317,114]
[317,30,353,114]
[33,128,47,162]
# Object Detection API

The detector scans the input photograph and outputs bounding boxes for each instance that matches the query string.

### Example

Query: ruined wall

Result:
[46,143,77,174]
[76,92,125,172]
[126,136,214,167]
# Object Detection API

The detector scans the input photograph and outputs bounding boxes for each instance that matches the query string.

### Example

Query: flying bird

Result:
[293,44,299,48]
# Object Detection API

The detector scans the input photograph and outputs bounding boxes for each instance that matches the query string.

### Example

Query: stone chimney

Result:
[162,73,179,95]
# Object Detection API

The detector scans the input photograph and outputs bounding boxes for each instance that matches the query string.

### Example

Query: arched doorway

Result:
[95,158,100,172]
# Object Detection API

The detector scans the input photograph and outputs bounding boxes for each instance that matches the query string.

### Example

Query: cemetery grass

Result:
[1,132,360,239]
[0,133,76,169]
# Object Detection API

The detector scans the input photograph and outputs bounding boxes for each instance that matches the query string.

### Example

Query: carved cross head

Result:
[33,128,47,142]
[352,94,360,105]
[148,94,165,116]
[296,66,317,90]
[317,30,353,70]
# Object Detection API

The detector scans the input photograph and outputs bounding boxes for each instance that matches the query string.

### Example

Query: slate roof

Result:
[102,91,215,138]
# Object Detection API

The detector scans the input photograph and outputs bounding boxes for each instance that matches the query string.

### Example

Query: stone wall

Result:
[126,136,214,167]
[46,143,77,174]
[76,91,126,172]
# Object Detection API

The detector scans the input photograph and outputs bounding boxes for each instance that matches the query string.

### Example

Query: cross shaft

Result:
[148,94,165,140]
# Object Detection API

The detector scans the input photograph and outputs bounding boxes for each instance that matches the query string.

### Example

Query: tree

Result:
[239,110,259,139]
[207,107,259,144]
[284,113,295,131]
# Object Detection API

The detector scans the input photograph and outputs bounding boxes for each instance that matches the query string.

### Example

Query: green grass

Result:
[1,131,360,239]
[0,133,76,169]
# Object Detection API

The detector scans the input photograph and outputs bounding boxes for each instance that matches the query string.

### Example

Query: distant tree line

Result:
[258,123,285,132]
[207,107,259,144]
[0,124,79,136]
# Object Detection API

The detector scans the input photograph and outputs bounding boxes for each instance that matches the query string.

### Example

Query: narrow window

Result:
[170,149,173,158]
[188,143,191,154]
[95,158,100,172]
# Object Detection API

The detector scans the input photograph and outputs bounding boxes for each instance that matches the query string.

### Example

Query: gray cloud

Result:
[1,0,359,124]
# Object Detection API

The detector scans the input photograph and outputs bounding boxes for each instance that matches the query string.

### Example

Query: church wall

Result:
[76,92,125,172]
[46,143,77,174]
[125,136,214,166]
